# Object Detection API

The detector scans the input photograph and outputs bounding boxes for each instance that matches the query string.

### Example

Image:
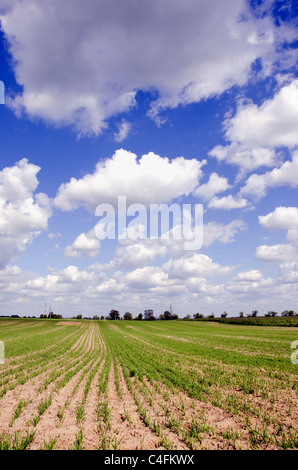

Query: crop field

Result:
[0,318,297,450]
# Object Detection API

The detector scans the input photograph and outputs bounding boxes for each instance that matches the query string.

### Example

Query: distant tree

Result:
[163,310,172,320]
[251,310,258,317]
[171,314,178,320]
[92,315,99,320]
[221,311,228,318]
[48,311,62,319]
[184,314,191,320]
[100,316,105,320]
[123,311,133,321]
[207,313,215,319]
[109,309,120,320]
[193,313,204,319]
[159,314,165,320]
[76,314,82,320]
[135,313,143,321]
[144,309,155,321]
[40,314,47,319]
[239,312,244,317]
[266,311,278,317]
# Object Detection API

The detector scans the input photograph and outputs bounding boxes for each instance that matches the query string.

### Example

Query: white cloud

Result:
[0,0,282,135]
[0,159,52,268]
[209,144,277,172]
[54,149,206,211]
[255,243,298,262]
[203,219,246,247]
[194,173,230,201]
[209,80,298,173]
[164,253,234,279]
[240,150,298,199]
[25,265,95,293]
[114,120,132,142]
[259,206,298,231]
[258,206,298,247]
[225,80,298,149]
[279,262,298,284]
[208,195,248,210]
[48,232,61,239]
[234,270,263,282]
[112,241,167,269]
[64,229,100,259]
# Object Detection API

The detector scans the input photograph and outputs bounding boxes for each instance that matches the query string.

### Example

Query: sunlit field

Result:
[0,318,297,450]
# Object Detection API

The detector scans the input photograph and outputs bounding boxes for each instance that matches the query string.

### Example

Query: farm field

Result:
[0,318,297,450]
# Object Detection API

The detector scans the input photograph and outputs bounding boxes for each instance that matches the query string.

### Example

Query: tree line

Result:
[4,308,297,321]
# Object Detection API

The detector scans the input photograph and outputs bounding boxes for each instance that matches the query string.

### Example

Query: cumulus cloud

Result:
[111,241,167,269]
[279,262,298,284]
[25,265,95,294]
[194,173,230,201]
[0,159,52,268]
[234,269,263,282]
[209,80,298,173]
[259,206,298,231]
[97,252,234,296]
[240,150,298,199]
[0,0,282,135]
[54,149,206,211]
[164,253,234,279]
[225,80,298,149]
[208,195,248,210]
[64,229,100,259]
[209,144,277,173]
[258,206,298,247]
[255,243,298,262]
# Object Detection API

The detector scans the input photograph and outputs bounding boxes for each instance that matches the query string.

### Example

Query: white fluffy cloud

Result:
[259,206,298,231]
[279,262,298,284]
[234,270,263,282]
[209,80,298,173]
[258,206,298,247]
[0,159,51,268]
[240,150,298,199]
[208,195,248,210]
[209,144,277,172]
[112,241,167,269]
[164,253,234,279]
[64,229,100,259]
[194,173,230,201]
[225,80,298,149]
[54,149,206,211]
[255,244,298,262]
[0,0,281,135]
[96,252,234,297]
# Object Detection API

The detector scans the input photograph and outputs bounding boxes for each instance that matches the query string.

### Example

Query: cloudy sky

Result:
[0,0,298,318]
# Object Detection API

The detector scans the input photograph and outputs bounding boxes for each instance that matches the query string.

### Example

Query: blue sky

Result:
[0,0,298,318]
